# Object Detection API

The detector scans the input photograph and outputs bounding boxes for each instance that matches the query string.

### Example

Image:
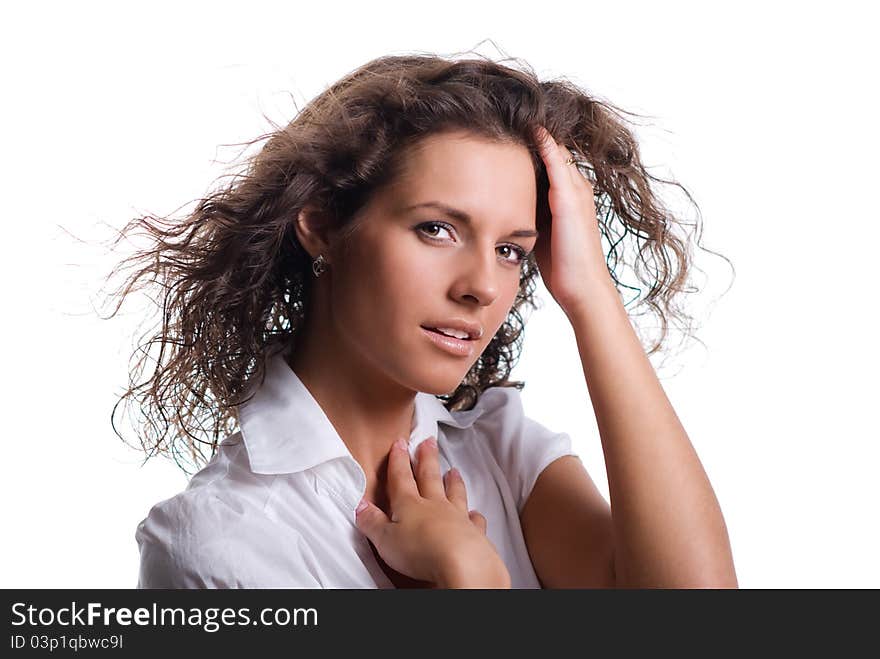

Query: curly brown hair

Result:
[101,49,731,475]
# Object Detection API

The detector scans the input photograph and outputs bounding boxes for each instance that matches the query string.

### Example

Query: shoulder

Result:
[135,434,318,588]
[136,487,242,588]
[466,386,579,514]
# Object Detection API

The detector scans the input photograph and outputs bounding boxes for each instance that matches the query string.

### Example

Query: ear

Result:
[293,203,334,262]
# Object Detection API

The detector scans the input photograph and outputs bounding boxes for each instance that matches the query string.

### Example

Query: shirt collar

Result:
[238,346,484,475]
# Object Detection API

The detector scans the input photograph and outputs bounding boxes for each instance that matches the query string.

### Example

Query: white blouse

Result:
[135,348,578,588]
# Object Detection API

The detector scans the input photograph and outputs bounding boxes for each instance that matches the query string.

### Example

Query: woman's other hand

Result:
[354,436,511,588]
[532,123,610,319]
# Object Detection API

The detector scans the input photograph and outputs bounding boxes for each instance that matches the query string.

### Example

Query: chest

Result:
[304,447,538,588]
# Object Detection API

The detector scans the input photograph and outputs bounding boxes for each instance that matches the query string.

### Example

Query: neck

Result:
[284,304,417,483]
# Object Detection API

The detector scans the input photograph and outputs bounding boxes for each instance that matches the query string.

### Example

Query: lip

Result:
[420,319,483,340]
[421,326,475,358]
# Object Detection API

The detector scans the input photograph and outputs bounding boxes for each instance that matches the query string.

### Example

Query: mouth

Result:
[420,326,476,357]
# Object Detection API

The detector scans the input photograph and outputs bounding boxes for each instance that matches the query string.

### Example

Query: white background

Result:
[2,1,876,588]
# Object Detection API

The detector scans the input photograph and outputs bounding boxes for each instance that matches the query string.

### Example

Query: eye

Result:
[416,221,454,241]
[415,221,530,266]
[498,244,529,265]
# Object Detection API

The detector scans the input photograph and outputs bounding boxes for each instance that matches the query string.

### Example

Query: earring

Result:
[312,254,327,278]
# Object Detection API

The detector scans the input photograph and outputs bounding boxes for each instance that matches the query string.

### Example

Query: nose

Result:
[451,244,502,306]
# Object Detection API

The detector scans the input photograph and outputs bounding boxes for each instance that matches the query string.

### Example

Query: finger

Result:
[532,124,582,217]
[557,141,595,196]
[443,467,468,512]
[354,498,391,549]
[468,510,487,534]
[534,123,593,193]
[414,436,445,499]
[542,130,594,194]
[385,437,419,502]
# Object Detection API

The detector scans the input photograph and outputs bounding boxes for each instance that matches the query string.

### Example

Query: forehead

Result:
[381,131,537,225]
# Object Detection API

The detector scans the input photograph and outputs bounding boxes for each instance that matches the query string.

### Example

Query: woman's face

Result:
[326,130,539,396]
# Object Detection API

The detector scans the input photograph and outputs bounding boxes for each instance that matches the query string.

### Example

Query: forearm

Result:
[566,276,737,588]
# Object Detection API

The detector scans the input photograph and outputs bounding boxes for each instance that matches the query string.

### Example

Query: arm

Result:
[526,123,736,588]
[564,276,738,588]
[520,455,616,588]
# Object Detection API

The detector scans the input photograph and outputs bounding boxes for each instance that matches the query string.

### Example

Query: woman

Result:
[111,52,737,588]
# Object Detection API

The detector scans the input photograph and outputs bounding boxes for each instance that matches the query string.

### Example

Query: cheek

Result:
[391,247,441,300]
[333,239,429,336]
[488,291,517,336]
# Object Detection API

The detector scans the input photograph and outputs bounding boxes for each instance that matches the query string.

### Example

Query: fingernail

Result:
[356,498,368,514]
[447,467,459,479]
[394,438,408,452]
[426,437,438,449]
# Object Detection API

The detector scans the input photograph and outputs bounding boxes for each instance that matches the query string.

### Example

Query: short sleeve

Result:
[475,386,580,514]
[135,492,321,589]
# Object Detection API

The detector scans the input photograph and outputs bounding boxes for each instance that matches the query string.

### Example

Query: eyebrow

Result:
[403,201,539,238]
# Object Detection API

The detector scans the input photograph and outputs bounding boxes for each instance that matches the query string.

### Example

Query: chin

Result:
[398,368,466,397]
[425,369,474,396]
[389,333,484,395]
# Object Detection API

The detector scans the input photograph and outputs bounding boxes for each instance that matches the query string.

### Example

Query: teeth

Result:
[434,327,470,340]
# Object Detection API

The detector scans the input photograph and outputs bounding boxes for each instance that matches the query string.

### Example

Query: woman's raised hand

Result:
[532,123,610,319]
[354,436,511,588]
